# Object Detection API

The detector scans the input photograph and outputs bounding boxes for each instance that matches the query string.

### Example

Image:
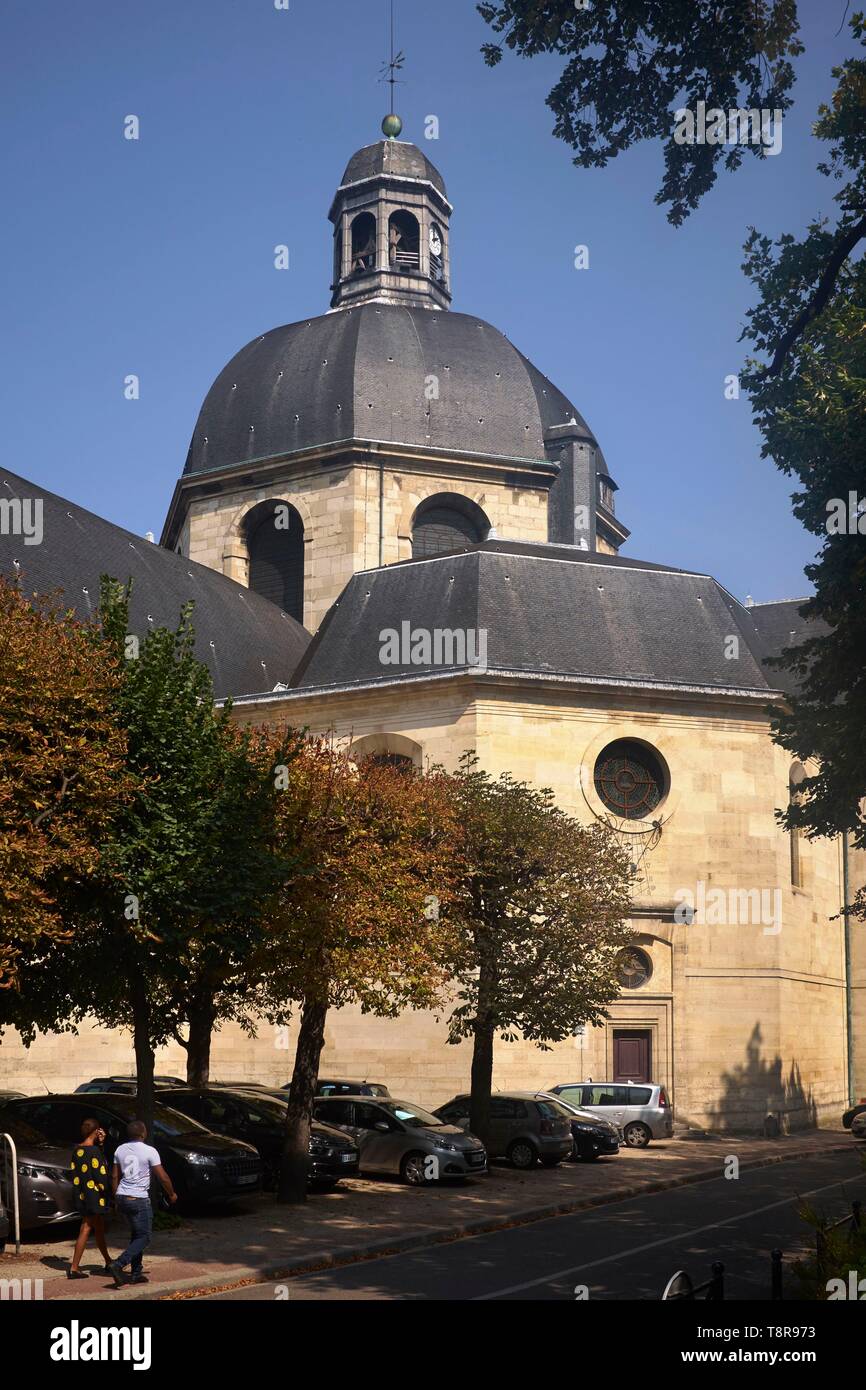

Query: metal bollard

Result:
[708,1261,725,1300]
[771,1248,783,1301]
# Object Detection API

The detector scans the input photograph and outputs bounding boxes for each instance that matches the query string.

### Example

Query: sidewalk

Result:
[1,1129,857,1301]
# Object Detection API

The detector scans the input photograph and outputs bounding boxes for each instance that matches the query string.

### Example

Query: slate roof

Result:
[289,541,812,699]
[0,468,309,699]
[183,305,597,477]
[746,598,818,697]
[339,140,447,198]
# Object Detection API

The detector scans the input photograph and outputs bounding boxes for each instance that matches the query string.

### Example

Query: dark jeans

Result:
[115,1195,153,1274]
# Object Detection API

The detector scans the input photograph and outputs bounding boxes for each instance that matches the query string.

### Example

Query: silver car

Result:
[549,1081,673,1147]
[311,1096,487,1185]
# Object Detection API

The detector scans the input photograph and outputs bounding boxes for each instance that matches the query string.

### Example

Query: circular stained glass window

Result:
[594,739,666,820]
[616,947,652,990]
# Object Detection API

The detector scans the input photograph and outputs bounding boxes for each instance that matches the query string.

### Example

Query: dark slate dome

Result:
[339,140,447,198]
[184,304,595,477]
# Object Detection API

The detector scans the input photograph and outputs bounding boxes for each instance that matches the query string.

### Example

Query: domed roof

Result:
[339,140,447,199]
[183,304,595,476]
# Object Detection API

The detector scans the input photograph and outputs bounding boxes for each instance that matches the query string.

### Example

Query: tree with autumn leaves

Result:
[0,578,127,992]
[270,744,458,1203]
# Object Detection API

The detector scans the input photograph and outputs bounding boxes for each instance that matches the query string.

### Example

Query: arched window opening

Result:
[350,213,376,274]
[389,210,420,270]
[245,501,304,624]
[429,222,445,283]
[367,752,414,773]
[411,494,490,559]
[789,762,807,887]
[333,230,343,286]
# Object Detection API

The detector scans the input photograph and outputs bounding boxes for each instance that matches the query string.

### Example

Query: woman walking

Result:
[68,1117,112,1279]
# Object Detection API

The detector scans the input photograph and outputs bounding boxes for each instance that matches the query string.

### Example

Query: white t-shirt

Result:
[114,1141,162,1199]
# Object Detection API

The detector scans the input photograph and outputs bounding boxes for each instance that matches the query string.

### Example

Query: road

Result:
[200,1147,864,1301]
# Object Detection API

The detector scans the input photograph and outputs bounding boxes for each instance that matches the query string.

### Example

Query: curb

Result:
[54,1137,853,1302]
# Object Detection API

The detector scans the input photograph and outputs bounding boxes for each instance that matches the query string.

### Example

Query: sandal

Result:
[67,1269,89,1280]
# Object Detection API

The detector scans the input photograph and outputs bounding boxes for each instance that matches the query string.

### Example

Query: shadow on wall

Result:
[707,1023,817,1135]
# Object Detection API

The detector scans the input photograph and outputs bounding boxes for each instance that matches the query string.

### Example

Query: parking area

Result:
[0,1129,853,1300]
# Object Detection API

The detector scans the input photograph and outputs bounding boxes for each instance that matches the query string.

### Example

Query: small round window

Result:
[616,947,652,990]
[594,739,666,820]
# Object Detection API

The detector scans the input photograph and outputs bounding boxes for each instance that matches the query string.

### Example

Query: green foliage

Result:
[443,752,635,1045]
[741,23,866,904]
[477,1,802,223]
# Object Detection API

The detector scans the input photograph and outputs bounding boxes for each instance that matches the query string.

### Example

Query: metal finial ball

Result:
[382,113,403,139]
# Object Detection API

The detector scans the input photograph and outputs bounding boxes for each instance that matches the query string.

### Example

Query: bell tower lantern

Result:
[329,116,452,312]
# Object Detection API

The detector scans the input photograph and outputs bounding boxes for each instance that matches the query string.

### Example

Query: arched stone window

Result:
[411,494,490,559]
[350,212,376,273]
[389,210,420,270]
[789,761,807,887]
[333,229,343,286]
[244,500,304,623]
[349,734,422,770]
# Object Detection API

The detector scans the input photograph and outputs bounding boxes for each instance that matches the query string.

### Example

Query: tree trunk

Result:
[186,994,216,1087]
[131,974,156,1136]
[469,941,497,1148]
[277,996,328,1204]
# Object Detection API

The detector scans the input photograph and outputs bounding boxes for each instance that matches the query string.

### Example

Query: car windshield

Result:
[535,1098,572,1120]
[0,1116,54,1148]
[93,1094,210,1138]
[537,1092,584,1117]
[385,1103,444,1128]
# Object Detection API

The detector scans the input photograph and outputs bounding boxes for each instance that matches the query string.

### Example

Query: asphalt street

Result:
[200,1147,865,1301]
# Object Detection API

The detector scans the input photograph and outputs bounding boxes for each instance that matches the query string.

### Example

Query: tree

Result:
[2,580,298,1128]
[0,578,127,991]
[740,23,866,905]
[271,744,458,1203]
[477,1,802,224]
[441,754,634,1146]
[92,580,299,1121]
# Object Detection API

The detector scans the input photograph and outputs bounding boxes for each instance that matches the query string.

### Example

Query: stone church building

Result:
[2,132,863,1131]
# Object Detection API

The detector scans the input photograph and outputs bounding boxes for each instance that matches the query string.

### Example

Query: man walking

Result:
[109,1120,176,1287]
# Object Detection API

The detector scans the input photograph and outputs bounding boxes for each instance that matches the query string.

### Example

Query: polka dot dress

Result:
[69,1144,109,1215]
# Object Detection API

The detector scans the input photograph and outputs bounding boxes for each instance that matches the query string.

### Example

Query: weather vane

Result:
[379,0,404,139]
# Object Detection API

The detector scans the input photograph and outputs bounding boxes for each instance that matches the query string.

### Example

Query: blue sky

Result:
[1,1,853,604]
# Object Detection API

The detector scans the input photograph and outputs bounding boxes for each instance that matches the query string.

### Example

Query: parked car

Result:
[312,1096,486,1184]
[159,1087,359,1190]
[534,1091,619,1162]
[435,1092,573,1170]
[0,1090,25,1105]
[548,1081,673,1148]
[0,1114,80,1231]
[852,1112,866,1140]
[842,1098,866,1129]
[1,1094,263,1205]
[313,1080,391,1098]
[74,1075,185,1094]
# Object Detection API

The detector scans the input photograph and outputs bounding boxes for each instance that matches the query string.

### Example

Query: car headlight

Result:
[573,1124,596,1133]
[18,1163,64,1179]
[432,1138,461,1153]
[184,1152,216,1166]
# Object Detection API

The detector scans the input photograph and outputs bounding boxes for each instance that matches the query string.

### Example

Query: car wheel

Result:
[400,1151,430,1186]
[624,1122,652,1148]
[507,1138,538,1170]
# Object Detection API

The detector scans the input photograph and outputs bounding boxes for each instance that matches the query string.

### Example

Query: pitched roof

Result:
[0,468,310,699]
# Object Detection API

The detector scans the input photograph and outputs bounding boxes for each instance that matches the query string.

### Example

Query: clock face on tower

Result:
[429,226,442,257]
